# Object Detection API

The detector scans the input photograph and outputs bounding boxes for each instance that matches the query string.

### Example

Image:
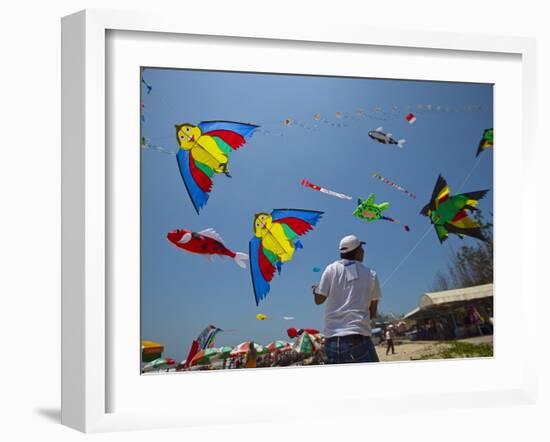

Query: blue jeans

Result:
[325,335,379,364]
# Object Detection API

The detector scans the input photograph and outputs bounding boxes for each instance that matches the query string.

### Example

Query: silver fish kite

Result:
[368,127,406,148]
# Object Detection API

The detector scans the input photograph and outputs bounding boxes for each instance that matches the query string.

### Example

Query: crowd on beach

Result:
[143,324,407,374]
[187,344,328,372]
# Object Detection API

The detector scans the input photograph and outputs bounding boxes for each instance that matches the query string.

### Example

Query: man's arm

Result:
[314,293,327,305]
[312,285,327,305]
[369,300,378,319]
[313,266,331,306]
[369,272,382,319]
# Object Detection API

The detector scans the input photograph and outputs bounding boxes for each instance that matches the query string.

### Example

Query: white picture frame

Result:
[61,9,538,433]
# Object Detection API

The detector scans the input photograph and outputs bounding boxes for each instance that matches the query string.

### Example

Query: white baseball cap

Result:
[339,235,365,253]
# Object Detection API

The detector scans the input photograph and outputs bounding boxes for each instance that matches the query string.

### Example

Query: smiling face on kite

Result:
[253,213,273,238]
[175,124,202,150]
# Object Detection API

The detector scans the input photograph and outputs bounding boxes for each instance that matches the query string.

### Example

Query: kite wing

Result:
[461,190,490,209]
[249,236,276,306]
[270,209,324,239]
[434,225,449,243]
[445,222,486,242]
[176,149,213,214]
[420,175,450,216]
[198,121,259,153]
[445,202,487,242]
[365,194,376,205]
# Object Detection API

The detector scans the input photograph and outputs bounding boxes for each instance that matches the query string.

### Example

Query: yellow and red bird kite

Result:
[175,120,259,213]
[249,209,323,305]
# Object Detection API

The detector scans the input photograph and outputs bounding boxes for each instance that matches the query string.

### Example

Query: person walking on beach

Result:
[245,341,258,368]
[312,235,381,364]
[385,327,395,355]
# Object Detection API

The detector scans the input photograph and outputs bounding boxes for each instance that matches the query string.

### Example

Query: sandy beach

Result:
[376,335,494,362]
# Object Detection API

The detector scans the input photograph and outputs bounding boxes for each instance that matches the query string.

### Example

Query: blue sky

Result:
[140,68,493,363]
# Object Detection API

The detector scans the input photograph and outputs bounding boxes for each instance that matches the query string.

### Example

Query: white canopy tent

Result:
[419,283,493,308]
[403,283,493,321]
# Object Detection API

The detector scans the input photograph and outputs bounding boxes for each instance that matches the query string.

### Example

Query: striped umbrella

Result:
[217,346,233,359]
[230,341,266,357]
[293,332,321,354]
[266,340,291,353]
[142,357,169,372]
[190,348,220,366]
[141,340,164,362]
[311,333,325,345]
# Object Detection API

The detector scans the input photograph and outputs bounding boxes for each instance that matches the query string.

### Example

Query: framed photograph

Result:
[61,9,537,433]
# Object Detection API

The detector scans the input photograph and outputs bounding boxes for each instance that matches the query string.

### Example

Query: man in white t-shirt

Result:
[313,235,381,364]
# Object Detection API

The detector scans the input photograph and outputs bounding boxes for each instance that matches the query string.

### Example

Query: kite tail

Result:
[382,216,400,224]
[445,224,486,242]
[398,139,406,148]
[234,252,249,269]
[382,216,410,232]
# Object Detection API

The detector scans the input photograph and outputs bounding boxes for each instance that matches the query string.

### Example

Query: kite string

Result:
[457,155,483,192]
[381,225,433,288]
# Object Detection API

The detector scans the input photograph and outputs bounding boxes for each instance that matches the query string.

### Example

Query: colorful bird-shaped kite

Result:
[175,121,259,213]
[476,128,493,157]
[420,175,489,243]
[249,209,323,305]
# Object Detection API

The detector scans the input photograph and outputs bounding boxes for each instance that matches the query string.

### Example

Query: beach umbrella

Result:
[311,333,325,345]
[287,327,320,338]
[217,346,233,359]
[230,341,266,356]
[266,340,290,353]
[141,340,164,362]
[142,357,169,372]
[190,348,220,366]
[279,344,293,352]
[294,332,321,354]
